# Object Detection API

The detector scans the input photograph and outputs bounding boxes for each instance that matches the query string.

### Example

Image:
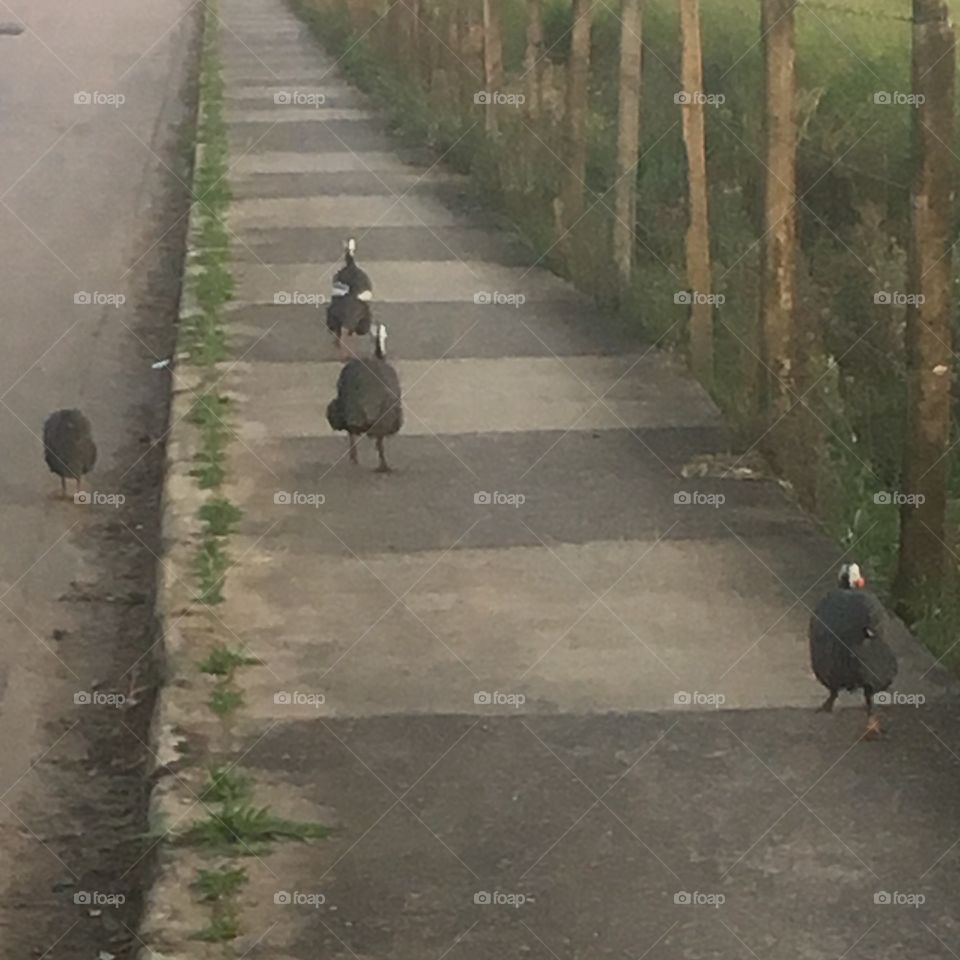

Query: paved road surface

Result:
[143,3,960,958]
[0,2,195,954]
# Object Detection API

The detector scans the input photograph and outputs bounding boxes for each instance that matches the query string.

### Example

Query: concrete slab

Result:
[230,174,472,202]
[232,261,586,303]
[232,708,960,960]
[229,195,465,230]
[221,534,829,717]
[226,301,637,361]
[231,150,438,175]
[226,107,376,122]
[228,119,394,153]
[224,355,720,438]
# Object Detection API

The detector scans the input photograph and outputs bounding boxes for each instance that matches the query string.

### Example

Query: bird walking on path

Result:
[326,323,402,472]
[809,562,897,740]
[43,409,97,499]
[326,237,372,361]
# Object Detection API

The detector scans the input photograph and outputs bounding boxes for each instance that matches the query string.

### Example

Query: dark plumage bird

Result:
[326,323,402,472]
[809,562,897,739]
[43,409,97,498]
[326,237,372,360]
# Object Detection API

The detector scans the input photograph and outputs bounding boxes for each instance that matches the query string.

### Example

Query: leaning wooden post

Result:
[894,0,955,619]
[679,0,713,385]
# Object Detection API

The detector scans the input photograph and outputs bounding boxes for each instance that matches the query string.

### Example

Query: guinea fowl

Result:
[326,323,402,472]
[326,237,372,360]
[809,562,897,739]
[43,409,97,498]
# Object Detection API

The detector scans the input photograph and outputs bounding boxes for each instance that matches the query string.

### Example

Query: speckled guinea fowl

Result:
[809,562,897,739]
[43,408,97,498]
[326,323,403,472]
[326,237,372,359]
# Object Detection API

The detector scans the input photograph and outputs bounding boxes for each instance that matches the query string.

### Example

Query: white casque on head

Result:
[346,237,357,256]
[841,562,864,587]
[375,323,387,353]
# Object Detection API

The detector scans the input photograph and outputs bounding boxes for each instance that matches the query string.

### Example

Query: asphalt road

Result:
[0,1,196,954]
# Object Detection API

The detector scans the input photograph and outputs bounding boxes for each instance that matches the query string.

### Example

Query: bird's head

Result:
[345,237,357,262]
[838,562,865,589]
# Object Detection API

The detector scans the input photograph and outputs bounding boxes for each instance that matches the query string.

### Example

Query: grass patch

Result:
[191,913,240,942]
[198,643,260,676]
[200,496,243,536]
[183,803,330,850]
[194,537,229,604]
[209,684,244,717]
[202,766,254,805]
[193,865,248,902]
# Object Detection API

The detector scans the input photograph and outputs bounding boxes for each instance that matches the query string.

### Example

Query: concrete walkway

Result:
[146,1,960,957]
